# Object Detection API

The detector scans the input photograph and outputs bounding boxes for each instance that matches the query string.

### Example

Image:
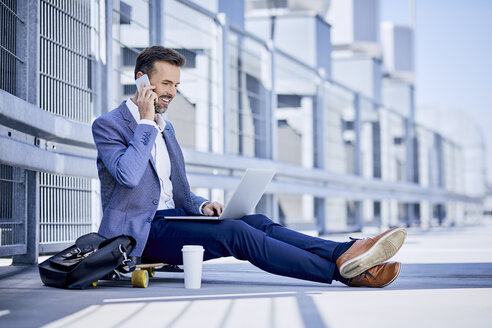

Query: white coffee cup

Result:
[181,245,205,289]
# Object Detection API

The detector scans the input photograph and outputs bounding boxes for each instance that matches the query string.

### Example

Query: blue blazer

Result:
[92,101,207,256]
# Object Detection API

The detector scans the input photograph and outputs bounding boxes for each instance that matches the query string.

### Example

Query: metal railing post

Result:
[12,170,39,264]
[11,0,40,263]
[268,41,279,222]
[314,71,326,234]
[405,85,417,226]
[102,0,113,113]
[149,0,164,45]
[353,93,363,230]
[26,0,40,106]
[218,13,230,154]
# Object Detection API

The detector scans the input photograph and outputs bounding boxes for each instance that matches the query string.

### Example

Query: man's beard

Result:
[154,99,169,114]
[154,103,166,114]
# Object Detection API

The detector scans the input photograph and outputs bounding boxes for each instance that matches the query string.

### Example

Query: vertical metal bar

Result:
[153,0,164,46]
[45,173,50,243]
[353,93,362,176]
[53,174,57,243]
[76,178,80,238]
[62,6,66,119]
[65,176,68,241]
[67,177,70,240]
[314,75,326,234]
[77,1,80,122]
[47,173,51,243]
[81,177,84,236]
[74,177,77,239]
[40,173,43,244]
[353,93,363,230]
[79,12,82,122]
[71,177,74,240]
[12,170,39,264]
[26,0,40,106]
[67,1,70,123]
[66,176,69,241]
[72,1,75,121]
[39,172,45,242]
[77,178,80,240]
[57,175,61,242]
[61,175,64,242]
[47,3,51,112]
[56,175,59,243]
[39,173,42,244]
[54,3,57,115]
[60,175,64,242]
[218,13,229,154]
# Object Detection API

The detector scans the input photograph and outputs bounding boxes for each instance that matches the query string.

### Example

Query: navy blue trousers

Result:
[142,209,340,284]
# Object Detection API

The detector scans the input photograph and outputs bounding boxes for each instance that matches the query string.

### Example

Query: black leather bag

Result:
[39,232,136,289]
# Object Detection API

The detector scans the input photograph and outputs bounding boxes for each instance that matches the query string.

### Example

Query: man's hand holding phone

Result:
[135,74,157,121]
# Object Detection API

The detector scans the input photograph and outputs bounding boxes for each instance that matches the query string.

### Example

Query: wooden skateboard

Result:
[93,263,183,288]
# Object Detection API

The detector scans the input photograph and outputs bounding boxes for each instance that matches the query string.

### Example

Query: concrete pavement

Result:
[1,222,492,328]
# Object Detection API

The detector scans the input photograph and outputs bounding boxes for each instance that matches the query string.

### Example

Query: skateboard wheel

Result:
[131,270,149,288]
[92,281,98,287]
[146,267,155,277]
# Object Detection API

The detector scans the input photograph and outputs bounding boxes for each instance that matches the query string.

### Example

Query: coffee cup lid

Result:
[182,245,204,251]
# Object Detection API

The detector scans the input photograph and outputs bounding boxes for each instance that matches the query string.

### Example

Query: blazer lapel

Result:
[163,126,180,181]
[163,125,191,210]
[119,102,138,133]
[119,102,157,172]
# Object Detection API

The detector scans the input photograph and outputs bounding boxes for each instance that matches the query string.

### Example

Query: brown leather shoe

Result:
[346,262,401,288]
[337,227,406,278]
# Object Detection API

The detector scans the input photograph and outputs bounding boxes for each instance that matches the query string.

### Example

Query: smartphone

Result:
[135,74,150,91]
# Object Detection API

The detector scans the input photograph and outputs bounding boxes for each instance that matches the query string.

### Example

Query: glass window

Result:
[415,126,434,188]
[360,97,381,178]
[277,193,316,227]
[275,53,317,168]
[112,0,150,107]
[274,54,318,226]
[227,32,272,158]
[163,0,222,153]
[324,198,352,230]
[323,82,355,174]
[381,110,407,182]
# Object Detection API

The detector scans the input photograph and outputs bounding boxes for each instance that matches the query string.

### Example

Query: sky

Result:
[381,0,492,184]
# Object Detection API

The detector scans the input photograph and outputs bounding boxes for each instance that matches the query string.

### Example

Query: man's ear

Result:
[135,71,144,79]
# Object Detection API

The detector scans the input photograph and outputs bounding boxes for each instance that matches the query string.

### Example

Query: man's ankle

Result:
[332,240,355,262]
[332,267,350,285]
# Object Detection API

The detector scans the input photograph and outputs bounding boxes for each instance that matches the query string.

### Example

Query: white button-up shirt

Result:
[126,98,175,210]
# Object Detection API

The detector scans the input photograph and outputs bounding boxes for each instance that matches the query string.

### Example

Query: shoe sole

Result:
[380,263,402,288]
[340,228,407,278]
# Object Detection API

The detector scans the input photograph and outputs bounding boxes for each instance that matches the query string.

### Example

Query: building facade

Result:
[0,0,485,263]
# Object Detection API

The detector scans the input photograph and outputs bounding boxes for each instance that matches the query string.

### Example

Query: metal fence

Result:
[0,163,26,256]
[39,0,93,123]
[39,172,92,250]
[0,0,23,97]
[35,0,95,252]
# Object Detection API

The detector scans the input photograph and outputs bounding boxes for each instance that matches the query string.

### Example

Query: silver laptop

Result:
[164,168,275,221]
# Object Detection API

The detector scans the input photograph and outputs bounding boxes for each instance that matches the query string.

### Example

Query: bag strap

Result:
[75,233,107,254]
[117,244,136,273]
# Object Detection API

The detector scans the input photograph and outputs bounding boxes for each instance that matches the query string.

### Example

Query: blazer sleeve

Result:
[92,116,158,189]
[190,191,208,213]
